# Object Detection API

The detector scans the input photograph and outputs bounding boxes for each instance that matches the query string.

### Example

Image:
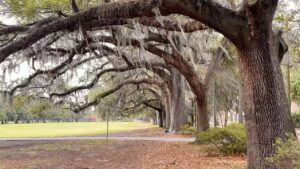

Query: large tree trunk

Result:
[164,94,171,131]
[168,68,186,133]
[158,109,164,128]
[238,33,295,169]
[237,3,296,168]
[162,107,166,128]
[195,96,209,132]
[238,81,244,123]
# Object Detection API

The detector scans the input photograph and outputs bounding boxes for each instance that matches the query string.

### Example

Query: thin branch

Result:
[73,78,163,112]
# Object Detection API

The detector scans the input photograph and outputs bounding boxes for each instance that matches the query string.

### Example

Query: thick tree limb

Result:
[0,0,160,61]
[0,17,57,36]
[0,26,28,36]
[132,17,208,33]
[160,0,246,46]
[97,35,206,100]
[0,0,243,61]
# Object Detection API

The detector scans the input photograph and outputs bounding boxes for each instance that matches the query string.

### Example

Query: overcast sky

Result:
[0,15,17,25]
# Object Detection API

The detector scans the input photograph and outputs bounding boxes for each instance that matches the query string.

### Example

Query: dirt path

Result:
[0,136,195,142]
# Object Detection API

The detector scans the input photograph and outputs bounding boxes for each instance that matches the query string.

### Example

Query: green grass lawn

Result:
[0,121,156,138]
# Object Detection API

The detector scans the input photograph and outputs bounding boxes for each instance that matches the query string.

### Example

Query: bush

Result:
[199,144,221,156]
[292,112,300,128]
[195,123,246,155]
[267,136,300,169]
[178,124,196,135]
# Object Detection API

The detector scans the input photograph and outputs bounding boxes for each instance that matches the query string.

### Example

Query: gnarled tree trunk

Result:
[195,96,209,132]
[238,24,295,169]
[168,68,186,133]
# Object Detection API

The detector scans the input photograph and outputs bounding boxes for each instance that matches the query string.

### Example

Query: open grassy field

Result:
[0,121,155,138]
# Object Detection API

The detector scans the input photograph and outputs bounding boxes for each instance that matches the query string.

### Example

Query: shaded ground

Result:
[0,140,245,169]
[0,128,246,169]
[0,136,195,142]
[105,127,189,138]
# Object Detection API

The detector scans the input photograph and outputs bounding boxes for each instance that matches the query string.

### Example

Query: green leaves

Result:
[5,0,70,20]
[196,123,247,155]
[4,0,106,20]
[291,72,300,104]
[267,136,300,169]
[292,112,300,128]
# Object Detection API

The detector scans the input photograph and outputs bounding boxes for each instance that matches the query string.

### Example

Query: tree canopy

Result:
[0,0,300,168]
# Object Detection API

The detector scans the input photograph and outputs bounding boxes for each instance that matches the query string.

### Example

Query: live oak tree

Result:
[0,0,298,168]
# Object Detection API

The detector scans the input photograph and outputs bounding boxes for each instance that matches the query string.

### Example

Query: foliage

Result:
[26,100,51,121]
[5,0,70,19]
[178,124,195,136]
[195,123,247,155]
[267,136,300,169]
[291,73,300,104]
[0,94,79,124]
[0,104,10,123]
[292,112,300,128]
[198,144,221,157]
[4,0,107,20]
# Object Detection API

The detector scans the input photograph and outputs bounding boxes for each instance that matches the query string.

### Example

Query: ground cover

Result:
[0,122,155,138]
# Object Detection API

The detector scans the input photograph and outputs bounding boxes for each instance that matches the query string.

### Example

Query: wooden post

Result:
[106,110,109,140]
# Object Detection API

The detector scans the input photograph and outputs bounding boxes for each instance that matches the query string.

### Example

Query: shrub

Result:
[292,112,300,128]
[195,123,247,155]
[199,144,221,156]
[178,124,196,135]
[267,136,300,169]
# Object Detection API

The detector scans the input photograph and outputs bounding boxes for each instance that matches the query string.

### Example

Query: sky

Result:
[0,15,17,25]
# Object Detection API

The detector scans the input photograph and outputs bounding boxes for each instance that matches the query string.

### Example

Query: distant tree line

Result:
[0,94,83,124]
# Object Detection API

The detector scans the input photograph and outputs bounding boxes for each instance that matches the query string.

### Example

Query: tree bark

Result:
[195,96,209,132]
[158,109,164,128]
[238,32,295,169]
[224,111,228,127]
[164,94,171,131]
[236,2,296,168]
[168,68,186,133]
[238,81,244,123]
[161,106,166,128]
